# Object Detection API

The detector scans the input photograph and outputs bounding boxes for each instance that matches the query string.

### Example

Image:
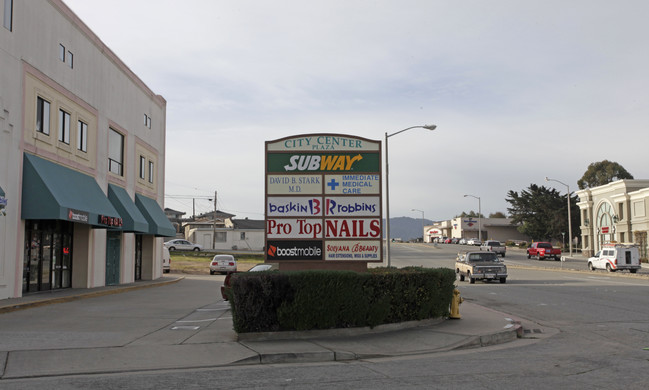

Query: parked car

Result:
[444,238,453,244]
[221,263,279,300]
[451,237,460,244]
[162,246,170,273]
[455,251,507,284]
[480,240,506,257]
[458,238,467,245]
[210,254,237,275]
[466,238,482,246]
[164,239,202,251]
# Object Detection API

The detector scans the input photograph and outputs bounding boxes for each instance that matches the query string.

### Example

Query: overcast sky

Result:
[64,0,649,221]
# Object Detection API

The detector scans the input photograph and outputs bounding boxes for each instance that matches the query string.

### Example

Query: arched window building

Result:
[576,180,649,259]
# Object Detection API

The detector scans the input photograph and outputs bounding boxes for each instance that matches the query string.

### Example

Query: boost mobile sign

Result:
[265,134,383,263]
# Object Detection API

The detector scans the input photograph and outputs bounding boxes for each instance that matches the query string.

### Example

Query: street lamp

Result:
[463,194,481,242]
[545,177,573,256]
[412,208,425,242]
[385,124,437,267]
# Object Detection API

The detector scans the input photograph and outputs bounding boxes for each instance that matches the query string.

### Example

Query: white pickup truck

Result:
[480,240,506,257]
[587,243,641,273]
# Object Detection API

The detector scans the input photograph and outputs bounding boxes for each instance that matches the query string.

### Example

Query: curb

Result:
[0,276,185,314]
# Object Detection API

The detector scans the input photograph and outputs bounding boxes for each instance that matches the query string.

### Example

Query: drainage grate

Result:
[171,326,200,330]
[523,329,543,334]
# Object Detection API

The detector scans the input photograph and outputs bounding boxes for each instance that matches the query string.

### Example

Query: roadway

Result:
[2,243,648,389]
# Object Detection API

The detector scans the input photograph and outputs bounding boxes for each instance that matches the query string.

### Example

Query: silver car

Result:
[210,255,237,275]
[164,239,202,251]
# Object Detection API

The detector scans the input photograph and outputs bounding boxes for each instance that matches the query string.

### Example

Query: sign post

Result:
[265,134,382,271]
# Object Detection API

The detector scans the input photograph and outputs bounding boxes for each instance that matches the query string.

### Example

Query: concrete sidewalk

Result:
[0,276,527,379]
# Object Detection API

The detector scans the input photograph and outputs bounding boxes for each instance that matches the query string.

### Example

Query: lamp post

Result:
[385,124,437,267]
[545,177,572,256]
[463,194,481,242]
[412,208,425,242]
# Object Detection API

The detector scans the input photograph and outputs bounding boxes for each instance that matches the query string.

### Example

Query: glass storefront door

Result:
[23,220,73,293]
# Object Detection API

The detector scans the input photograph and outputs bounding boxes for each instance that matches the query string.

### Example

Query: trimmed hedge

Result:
[228,267,456,333]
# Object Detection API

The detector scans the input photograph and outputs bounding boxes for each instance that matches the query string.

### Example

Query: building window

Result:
[77,120,87,152]
[3,0,12,31]
[139,156,146,179]
[618,203,624,221]
[108,128,124,176]
[36,97,51,135]
[67,51,73,68]
[215,232,227,242]
[148,161,154,183]
[240,232,246,240]
[144,114,151,128]
[59,44,66,62]
[58,109,71,144]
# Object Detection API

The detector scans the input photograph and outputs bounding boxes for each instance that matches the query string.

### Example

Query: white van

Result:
[162,246,171,273]
[587,243,641,273]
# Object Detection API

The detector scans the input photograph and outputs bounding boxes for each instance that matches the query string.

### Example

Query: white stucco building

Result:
[576,180,649,258]
[0,1,174,300]
[424,217,531,243]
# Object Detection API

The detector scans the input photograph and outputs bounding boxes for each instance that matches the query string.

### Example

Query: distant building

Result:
[424,218,531,243]
[164,208,186,235]
[576,179,649,258]
[0,1,174,300]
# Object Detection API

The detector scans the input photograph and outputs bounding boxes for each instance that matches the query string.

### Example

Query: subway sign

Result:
[265,134,383,263]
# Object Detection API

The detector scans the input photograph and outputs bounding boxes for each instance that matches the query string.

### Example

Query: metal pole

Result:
[567,184,572,256]
[545,177,573,256]
[384,125,437,268]
[385,131,391,267]
[212,191,217,250]
[478,197,482,242]
[412,208,425,242]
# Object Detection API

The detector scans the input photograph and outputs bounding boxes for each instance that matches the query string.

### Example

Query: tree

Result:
[456,211,485,218]
[489,211,507,218]
[506,184,579,242]
[577,160,634,190]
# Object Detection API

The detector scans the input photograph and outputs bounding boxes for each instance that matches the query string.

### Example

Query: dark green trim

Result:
[134,193,175,237]
[0,185,5,197]
[21,154,121,227]
[107,184,149,233]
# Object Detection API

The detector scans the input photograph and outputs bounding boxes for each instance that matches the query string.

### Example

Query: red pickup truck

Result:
[527,242,562,261]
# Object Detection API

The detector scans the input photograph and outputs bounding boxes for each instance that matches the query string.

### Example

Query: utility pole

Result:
[212,191,217,250]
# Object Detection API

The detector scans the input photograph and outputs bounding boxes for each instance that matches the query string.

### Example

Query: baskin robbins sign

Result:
[265,134,383,266]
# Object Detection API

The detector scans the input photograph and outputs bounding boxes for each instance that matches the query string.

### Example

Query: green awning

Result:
[21,153,121,227]
[107,184,149,233]
[134,193,175,237]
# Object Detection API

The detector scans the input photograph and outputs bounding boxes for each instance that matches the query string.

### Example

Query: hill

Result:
[386,216,435,241]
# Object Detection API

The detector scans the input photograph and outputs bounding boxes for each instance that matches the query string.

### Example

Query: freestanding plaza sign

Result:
[265,134,382,270]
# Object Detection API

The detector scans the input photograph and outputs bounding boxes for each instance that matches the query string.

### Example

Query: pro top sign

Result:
[265,134,382,263]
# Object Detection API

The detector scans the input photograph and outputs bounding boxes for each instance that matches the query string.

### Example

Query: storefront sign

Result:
[267,197,323,217]
[266,240,323,260]
[267,153,380,173]
[266,218,323,239]
[324,218,381,238]
[324,196,380,216]
[324,174,380,194]
[67,208,89,223]
[99,214,123,227]
[267,174,322,195]
[324,240,381,260]
[265,134,382,263]
[267,135,380,152]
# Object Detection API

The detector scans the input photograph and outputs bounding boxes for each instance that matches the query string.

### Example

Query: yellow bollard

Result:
[449,288,463,319]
